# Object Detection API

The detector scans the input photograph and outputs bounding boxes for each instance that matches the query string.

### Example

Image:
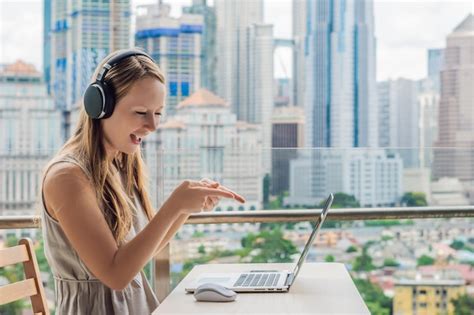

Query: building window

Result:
[181,81,189,96]
[169,82,178,96]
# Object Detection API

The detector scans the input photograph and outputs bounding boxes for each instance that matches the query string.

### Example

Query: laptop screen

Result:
[290,193,334,284]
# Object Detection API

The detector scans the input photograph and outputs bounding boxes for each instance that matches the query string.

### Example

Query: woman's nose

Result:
[144,113,158,132]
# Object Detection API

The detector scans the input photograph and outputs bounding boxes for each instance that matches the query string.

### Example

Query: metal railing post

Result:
[154,243,171,302]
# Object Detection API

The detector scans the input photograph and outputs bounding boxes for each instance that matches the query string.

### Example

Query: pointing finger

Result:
[216,185,246,203]
[197,187,235,199]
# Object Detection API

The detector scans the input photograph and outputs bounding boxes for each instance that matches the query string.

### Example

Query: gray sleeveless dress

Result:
[41,154,159,314]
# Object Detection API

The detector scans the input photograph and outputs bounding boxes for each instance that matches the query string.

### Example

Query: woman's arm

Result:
[152,180,241,255]
[153,213,189,254]
[44,163,235,290]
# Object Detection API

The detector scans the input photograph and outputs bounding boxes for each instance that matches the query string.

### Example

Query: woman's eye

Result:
[135,112,146,115]
[155,113,162,116]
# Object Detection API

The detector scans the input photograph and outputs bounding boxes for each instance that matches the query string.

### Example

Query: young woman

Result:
[40,49,245,314]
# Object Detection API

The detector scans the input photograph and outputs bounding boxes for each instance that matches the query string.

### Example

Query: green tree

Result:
[383,258,400,267]
[198,244,206,255]
[401,192,428,207]
[318,192,360,209]
[324,255,335,262]
[192,231,205,238]
[263,173,271,209]
[346,245,358,253]
[452,294,474,315]
[354,279,392,315]
[417,254,435,266]
[353,246,375,271]
[450,240,465,250]
[240,228,298,263]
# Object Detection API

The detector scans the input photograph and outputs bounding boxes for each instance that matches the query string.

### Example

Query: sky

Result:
[0,0,472,81]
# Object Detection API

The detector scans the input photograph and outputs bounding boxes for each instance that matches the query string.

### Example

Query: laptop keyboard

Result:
[233,273,281,287]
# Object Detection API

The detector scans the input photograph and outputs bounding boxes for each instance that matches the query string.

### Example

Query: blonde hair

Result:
[57,49,165,243]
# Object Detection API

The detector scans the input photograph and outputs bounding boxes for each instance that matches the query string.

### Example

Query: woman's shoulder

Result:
[43,153,92,191]
[44,152,90,178]
[43,157,96,216]
[44,160,90,189]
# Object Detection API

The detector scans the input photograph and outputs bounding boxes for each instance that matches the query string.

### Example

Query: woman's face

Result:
[101,76,166,157]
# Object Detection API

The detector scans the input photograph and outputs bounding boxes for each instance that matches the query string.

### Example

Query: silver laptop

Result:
[185,193,334,293]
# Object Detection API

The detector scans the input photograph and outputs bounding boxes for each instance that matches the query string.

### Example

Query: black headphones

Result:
[83,49,155,119]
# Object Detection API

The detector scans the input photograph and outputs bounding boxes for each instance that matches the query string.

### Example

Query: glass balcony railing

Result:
[1,147,474,314]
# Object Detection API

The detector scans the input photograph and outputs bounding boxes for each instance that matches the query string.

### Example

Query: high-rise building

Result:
[215,0,264,119]
[271,106,305,196]
[377,79,420,168]
[44,0,52,95]
[299,0,378,204]
[245,23,274,170]
[48,0,131,135]
[274,78,291,108]
[215,0,273,173]
[183,0,217,94]
[418,47,444,169]
[428,48,445,90]
[305,0,378,148]
[0,61,61,219]
[292,0,306,108]
[418,77,440,169]
[135,3,203,116]
[433,14,474,182]
[156,89,262,233]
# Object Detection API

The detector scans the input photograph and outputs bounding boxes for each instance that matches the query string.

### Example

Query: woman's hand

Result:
[199,178,245,211]
[164,179,245,215]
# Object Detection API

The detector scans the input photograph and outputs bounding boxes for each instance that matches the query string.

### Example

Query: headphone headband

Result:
[96,50,152,82]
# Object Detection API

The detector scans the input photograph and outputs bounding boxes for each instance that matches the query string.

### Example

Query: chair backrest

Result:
[0,238,50,315]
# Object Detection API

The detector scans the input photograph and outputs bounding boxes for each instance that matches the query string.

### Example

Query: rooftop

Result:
[1,60,39,75]
[453,13,474,34]
[177,88,228,109]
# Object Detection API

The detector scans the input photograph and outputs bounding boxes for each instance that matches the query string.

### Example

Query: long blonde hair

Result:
[58,49,165,243]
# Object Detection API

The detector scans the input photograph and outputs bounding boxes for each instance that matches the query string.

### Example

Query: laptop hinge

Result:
[284,273,294,287]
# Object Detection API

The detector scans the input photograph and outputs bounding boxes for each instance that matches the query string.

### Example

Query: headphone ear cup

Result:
[84,83,106,119]
[101,81,116,119]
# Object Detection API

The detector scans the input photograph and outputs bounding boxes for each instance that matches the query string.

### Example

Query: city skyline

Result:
[0,0,472,81]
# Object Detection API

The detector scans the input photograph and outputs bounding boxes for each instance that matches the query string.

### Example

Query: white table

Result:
[152,262,370,314]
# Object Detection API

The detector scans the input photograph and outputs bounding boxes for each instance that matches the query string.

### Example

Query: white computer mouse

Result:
[193,283,237,302]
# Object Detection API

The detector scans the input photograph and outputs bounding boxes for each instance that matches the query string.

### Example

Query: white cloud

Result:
[374,0,473,81]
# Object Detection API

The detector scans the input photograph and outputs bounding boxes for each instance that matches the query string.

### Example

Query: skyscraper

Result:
[183,0,217,94]
[135,3,203,116]
[215,0,273,172]
[48,0,131,133]
[215,0,264,118]
[377,79,420,168]
[271,106,305,196]
[418,70,441,169]
[427,48,445,90]
[292,0,307,108]
[305,0,377,148]
[43,0,52,95]
[433,14,474,182]
[295,0,379,204]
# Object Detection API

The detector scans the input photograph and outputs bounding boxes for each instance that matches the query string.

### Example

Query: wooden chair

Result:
[0,238,50,314]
